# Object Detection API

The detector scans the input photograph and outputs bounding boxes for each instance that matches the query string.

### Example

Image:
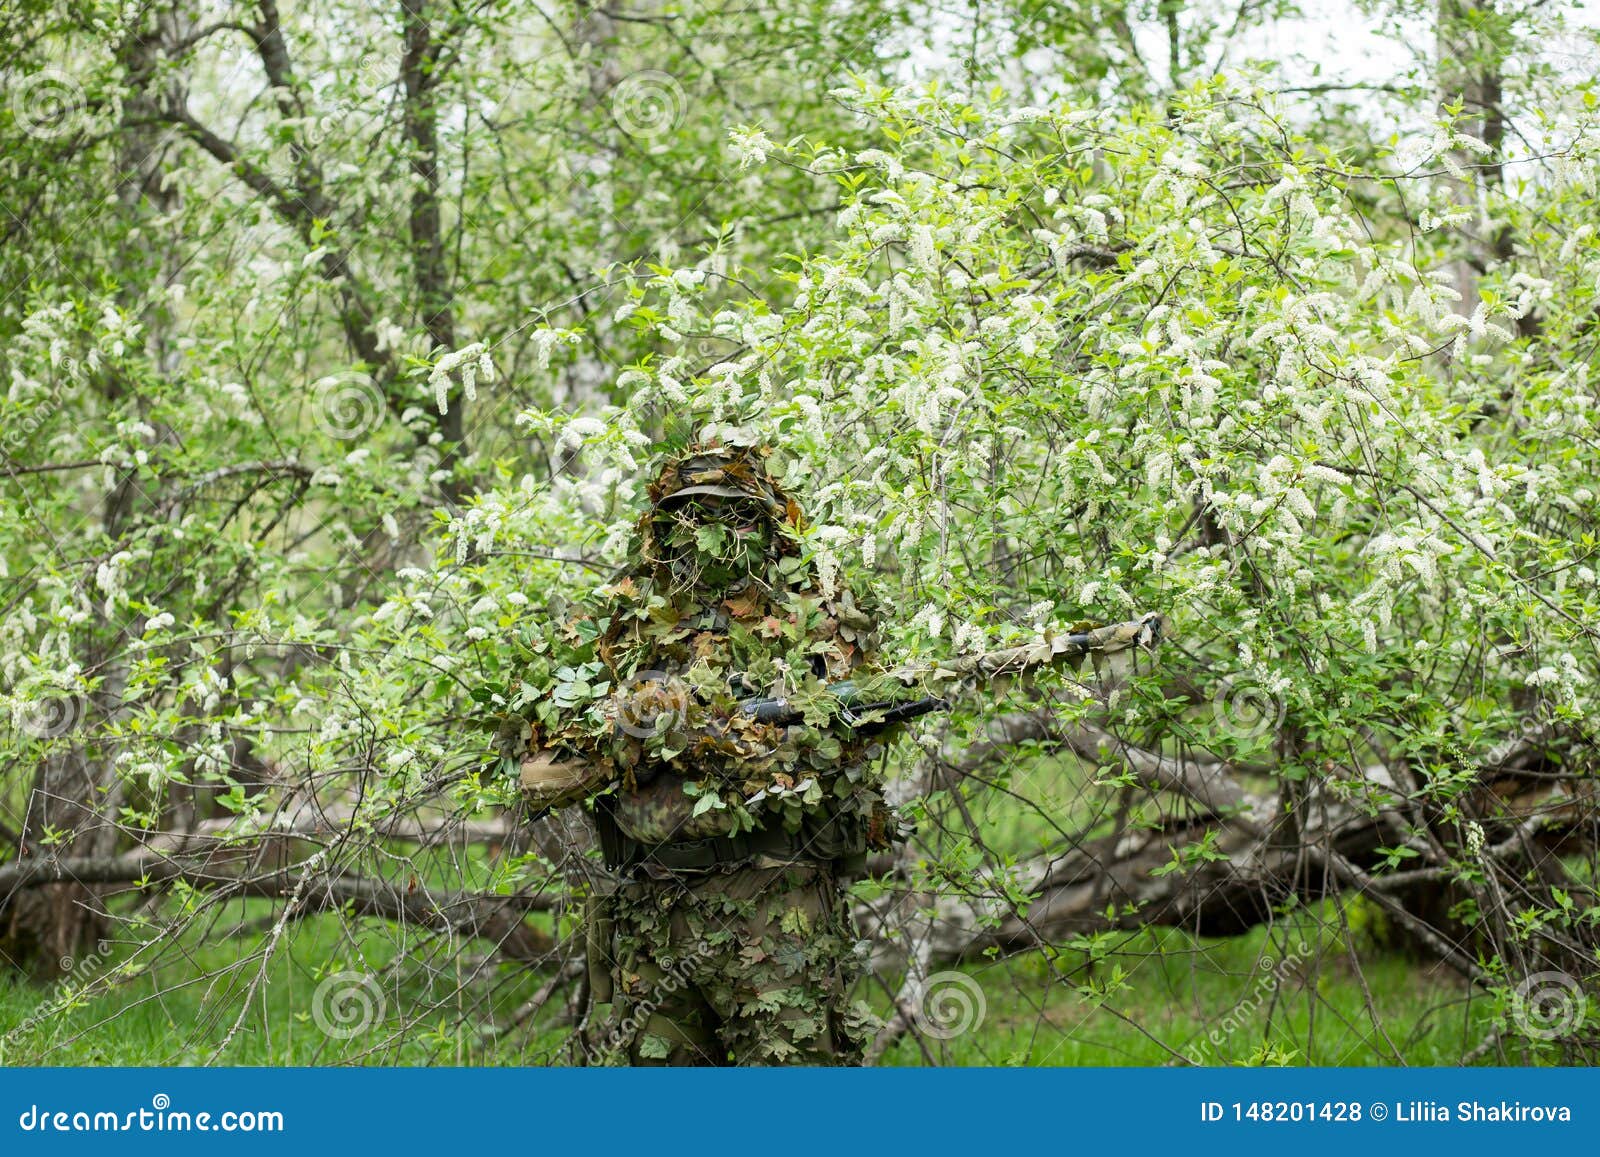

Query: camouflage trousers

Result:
[583,862,878,1066]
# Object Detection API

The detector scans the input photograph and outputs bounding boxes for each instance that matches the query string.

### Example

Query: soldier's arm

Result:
[877,612,1169,696]
[518,748,612,809]
[490,597,619,809]
[742,614,1169,732]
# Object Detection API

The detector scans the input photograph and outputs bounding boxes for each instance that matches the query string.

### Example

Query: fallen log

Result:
[0,851,557,962]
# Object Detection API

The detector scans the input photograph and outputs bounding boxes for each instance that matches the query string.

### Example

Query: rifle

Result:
[738,683,949,732]
[734,612,1167,733]
[519,612,1167,805]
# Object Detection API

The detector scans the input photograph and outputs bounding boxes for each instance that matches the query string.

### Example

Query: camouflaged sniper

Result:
[499,441,1166,1064]
[513,442,900,861]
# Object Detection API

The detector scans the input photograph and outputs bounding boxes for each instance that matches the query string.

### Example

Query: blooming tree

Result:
[2,0,1598,1064]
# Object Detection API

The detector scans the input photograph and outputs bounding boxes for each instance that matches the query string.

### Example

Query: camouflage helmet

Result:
[644,442,799,529]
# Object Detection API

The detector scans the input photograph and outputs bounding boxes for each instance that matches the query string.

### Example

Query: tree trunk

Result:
[1435,0,1511,322]
[1,4,189,978]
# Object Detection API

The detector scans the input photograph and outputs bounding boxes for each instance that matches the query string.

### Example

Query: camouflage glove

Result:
[520,750,610,809]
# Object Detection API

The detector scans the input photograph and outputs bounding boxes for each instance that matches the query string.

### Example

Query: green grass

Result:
[0,897,579,1066]
[874,920,1495,1066]
[0,897,1508,1066]
[0,750,1544,1066]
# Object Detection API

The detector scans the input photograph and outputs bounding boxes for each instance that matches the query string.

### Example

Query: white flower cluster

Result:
[428,341,497,414]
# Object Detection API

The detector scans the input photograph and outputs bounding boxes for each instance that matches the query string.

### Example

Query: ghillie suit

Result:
[505,442,897,1064]
[497,442,1167,1064]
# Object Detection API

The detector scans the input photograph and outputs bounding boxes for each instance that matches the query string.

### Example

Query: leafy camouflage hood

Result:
[631,442,805,596]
